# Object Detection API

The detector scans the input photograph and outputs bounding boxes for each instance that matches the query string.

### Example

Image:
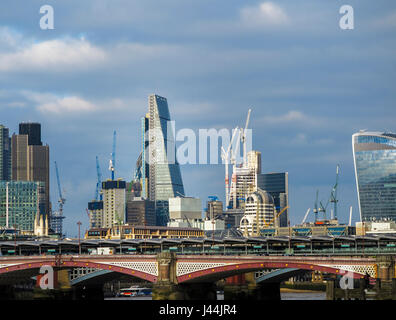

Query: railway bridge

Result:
[0,253,394,300]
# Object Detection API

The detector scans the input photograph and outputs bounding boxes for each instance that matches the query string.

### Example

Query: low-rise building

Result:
[85,224,204,240]
[356,220,396,236]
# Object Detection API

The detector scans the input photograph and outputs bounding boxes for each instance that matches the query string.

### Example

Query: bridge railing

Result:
[2,240,396,257]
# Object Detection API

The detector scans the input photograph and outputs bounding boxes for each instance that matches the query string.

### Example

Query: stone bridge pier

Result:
[223,273,280,300]
[152,253,281,300]
[152,252,217,300]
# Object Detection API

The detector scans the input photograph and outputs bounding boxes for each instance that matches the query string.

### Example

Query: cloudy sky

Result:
[1,0,395,237]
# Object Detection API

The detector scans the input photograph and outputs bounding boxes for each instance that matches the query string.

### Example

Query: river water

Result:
[106,292,326,300]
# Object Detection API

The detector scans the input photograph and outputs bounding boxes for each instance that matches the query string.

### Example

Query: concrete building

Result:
[11,123,50,218]
[168,197,203,229]
[88,200,104,229]
[352,131,396,222]
[102,179,126,228]
[86,225,204,239]
[206,197,223,220]
[228,151,261,210]
[0,125,11,181]
[169,197,202,220]
[126,197,156,226]
[356,220,396,236]
[204,219,225,231]
[223,209,244,229]
[0,181,46,234]
[239,188,276,236]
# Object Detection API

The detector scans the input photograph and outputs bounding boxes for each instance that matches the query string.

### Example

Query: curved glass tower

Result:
[135,94,185,225]
[352,131,396,222]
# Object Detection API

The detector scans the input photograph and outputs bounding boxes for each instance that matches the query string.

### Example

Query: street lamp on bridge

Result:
[77,221,82,255]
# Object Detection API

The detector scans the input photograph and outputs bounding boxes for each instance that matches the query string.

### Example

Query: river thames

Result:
[105,291,326,300]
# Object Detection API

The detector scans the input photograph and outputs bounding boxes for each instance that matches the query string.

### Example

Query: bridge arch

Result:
[176,261,372,284]
[0,259,157,283]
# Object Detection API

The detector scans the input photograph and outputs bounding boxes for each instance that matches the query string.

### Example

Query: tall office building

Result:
[135,94,185,225]
[88,200,104,229]
[0,181,45,233]
[352,131,396,222]
[229,151,262,210]
[19,122,42,146]
[0,125,11,181]
[239,188,275,236]
[102,179,126,228]
[257,172,289,227]
[126,196,156,226]
[11,123,50,217]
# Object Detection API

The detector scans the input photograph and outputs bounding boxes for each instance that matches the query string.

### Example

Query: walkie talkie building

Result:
[352,131,396,222]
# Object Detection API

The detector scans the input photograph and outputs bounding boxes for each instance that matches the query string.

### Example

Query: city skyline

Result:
[0,0,395,236]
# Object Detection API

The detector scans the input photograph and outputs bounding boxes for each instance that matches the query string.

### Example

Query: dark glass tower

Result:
[135,94,185,225]
[19,122,42,146]
[0,125,11,181]
[12,123,50,218]
[352,131,396,222]
[257,172,289,227]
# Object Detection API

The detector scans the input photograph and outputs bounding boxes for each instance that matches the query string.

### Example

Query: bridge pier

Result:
[152,252,217,300]
[152,282,217,300]
[326,279,366,300]
[0,285,16,300]
[33,269,74,300]
[72,285,104,300]
[223,273,280,300]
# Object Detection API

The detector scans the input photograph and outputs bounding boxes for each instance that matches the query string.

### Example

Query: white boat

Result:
[118,286,152,297]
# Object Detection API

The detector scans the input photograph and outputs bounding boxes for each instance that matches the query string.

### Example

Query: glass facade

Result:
[257,172,289,227]
[353,132,396,221]
[0,181,45,232]
[0,125,11,181]
[146,95,185,225]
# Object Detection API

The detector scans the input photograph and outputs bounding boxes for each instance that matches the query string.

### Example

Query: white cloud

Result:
[37,96,97,114]
[20,90,143,115]
[0,36,106,72]
[240,2,289,28]
[371,11,396,28]
[260,110,308,124]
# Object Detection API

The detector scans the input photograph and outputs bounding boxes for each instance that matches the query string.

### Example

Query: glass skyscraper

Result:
[0,125,11,181]
[0,181,45,233]
[135,94,185,225]
[352,131,396,222]
[257,172,289,227]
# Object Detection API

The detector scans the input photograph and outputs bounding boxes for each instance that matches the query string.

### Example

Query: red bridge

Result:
[0,253,394,299]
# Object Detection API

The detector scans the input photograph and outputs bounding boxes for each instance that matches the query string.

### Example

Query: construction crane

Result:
[220,127,239,208]
[109,130,116,180]
[55,161,66,214]
[319,199,329,221]
[53,161,66,236]
[301,208,311,224]
[241,109,251,168]
[330,164,340,220]
[263,206,289,228]
[230,128,241,209]
[313,190,319,222]
[95,156,102,201]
